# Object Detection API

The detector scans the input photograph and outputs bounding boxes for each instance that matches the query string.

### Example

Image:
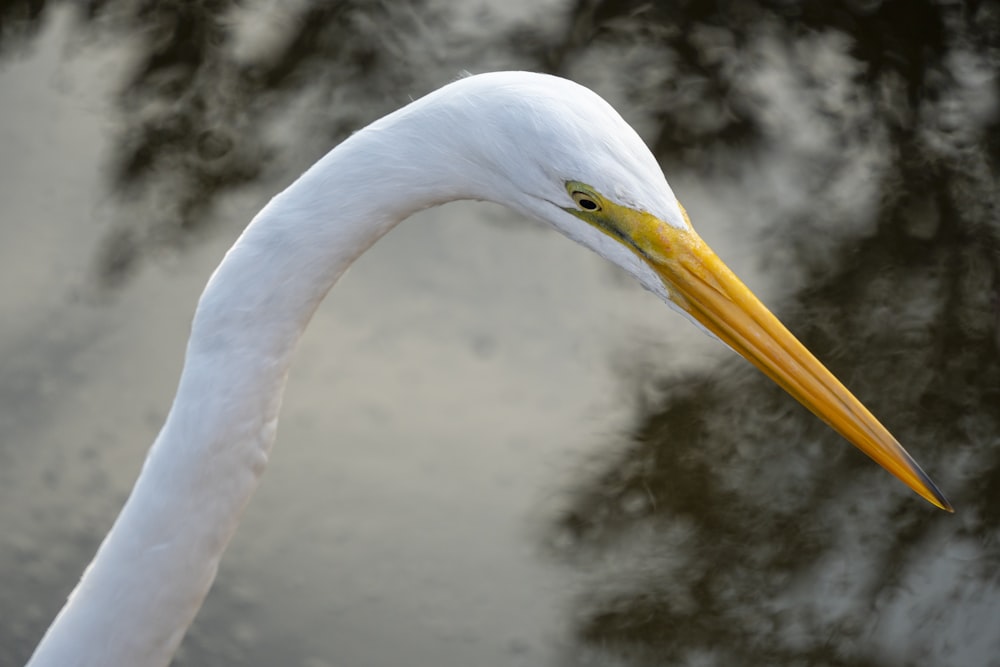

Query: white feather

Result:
[27,71,687,667]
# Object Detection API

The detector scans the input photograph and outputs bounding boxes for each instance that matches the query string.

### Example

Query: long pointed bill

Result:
[554,183,953,511]
[642,216,952,511]
[564,184,950,510]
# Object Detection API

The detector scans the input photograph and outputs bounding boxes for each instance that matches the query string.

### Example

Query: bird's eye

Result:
[572,191,601,212]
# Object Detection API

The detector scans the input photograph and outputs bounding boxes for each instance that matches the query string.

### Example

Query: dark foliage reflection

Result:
[548,2,1000,665]
[1,1,998,665]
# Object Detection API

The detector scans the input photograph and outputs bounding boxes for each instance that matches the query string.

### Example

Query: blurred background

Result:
[1,1,998,665]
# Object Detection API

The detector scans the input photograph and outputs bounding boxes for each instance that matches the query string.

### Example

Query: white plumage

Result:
[27,71,948,667]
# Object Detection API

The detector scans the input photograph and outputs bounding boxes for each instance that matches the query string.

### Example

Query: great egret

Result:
[27,71,950,667]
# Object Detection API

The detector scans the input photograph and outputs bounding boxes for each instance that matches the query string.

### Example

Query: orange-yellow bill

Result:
[562,183,950,511]
[646,215,952,512]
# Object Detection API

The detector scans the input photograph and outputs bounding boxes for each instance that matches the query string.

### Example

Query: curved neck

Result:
[28,106,479,667]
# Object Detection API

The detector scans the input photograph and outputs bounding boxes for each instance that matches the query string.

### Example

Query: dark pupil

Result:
[579,198,597,210]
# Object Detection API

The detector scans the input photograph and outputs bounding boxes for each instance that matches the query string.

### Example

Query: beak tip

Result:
[916,468,953,513]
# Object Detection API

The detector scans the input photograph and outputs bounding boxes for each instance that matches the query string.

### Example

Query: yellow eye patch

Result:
[561,181,683,264]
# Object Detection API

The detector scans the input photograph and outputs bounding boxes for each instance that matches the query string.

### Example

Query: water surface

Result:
[1,2,998,666]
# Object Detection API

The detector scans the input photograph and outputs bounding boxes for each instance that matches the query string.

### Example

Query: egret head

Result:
[415,72,687,298]
[423,71,951,511]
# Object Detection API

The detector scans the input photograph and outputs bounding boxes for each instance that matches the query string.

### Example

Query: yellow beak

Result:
[563,183,951,511]
[644,214,952,512]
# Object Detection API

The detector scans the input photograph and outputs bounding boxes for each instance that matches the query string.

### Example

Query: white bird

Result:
[26,71,951,667]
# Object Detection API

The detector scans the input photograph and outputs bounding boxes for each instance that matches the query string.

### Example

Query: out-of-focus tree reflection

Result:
[553,215,999,665]
[1,0,998,665]
[547,1,1000,665]
[5,0,537,284]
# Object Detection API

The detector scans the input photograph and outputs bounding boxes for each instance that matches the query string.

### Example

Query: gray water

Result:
[1,2,998,666]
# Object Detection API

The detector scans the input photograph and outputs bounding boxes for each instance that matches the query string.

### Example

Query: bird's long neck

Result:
[28,104,480,667]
